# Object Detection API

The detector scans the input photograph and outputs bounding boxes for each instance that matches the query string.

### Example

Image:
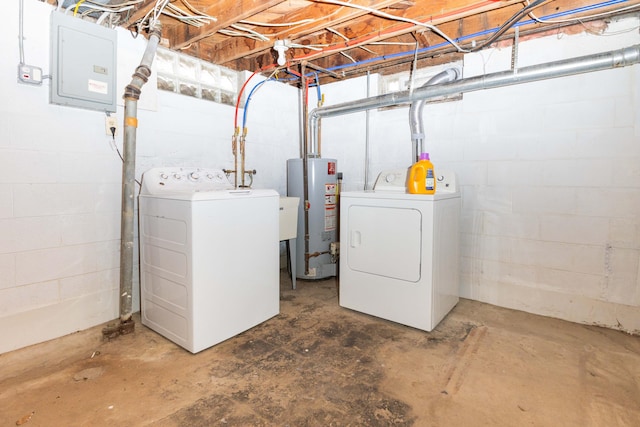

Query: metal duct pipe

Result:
[118,23,162,329]
[309,44,640,154]
[409,68,460,163]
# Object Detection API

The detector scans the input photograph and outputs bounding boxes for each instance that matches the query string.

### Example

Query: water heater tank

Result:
[287,158,338,280]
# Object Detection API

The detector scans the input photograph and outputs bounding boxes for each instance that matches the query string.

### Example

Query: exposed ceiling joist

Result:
[45,0,640,81]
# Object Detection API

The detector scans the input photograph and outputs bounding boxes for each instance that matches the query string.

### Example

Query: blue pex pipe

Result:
[321,0,632,74]
[242,78,274,128]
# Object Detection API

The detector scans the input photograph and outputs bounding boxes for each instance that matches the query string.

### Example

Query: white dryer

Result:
[339,170,460,332]
[139,167,279,353]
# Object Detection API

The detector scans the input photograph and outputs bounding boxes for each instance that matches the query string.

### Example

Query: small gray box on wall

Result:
[50,12,117,112]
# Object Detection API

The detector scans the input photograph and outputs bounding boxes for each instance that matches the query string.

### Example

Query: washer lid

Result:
[140,188,279,201]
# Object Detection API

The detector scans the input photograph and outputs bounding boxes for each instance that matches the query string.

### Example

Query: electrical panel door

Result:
[50,12,117,112]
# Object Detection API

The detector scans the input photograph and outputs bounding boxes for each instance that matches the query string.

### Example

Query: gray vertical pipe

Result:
[300,63,312,275]
[119,23,162,324]
[364,71,371,190]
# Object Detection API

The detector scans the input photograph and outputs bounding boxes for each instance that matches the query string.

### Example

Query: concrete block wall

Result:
[2,2,637,354]
[319,17,640,333]
[0,1,298,353]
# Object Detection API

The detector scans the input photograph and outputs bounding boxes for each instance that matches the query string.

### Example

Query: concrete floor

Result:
[2,271,639,426]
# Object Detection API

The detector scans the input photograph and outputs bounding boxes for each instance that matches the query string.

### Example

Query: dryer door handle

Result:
[350,230,361,247]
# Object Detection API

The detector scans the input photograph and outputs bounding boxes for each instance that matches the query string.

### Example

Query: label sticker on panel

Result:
[88,79,108,94]
[327,162,336,175]
[324,204,336,231]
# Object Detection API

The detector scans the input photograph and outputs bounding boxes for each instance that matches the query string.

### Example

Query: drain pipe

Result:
[409,68,460,162]
[310,45,640,153]
[112,22,162,336]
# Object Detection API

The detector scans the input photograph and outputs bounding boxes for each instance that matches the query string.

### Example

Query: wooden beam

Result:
[298,0,640,78]
[286,0,525,63]
[206,0,406,65]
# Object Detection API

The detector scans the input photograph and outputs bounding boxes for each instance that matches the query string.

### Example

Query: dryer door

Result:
[346,205,421,282]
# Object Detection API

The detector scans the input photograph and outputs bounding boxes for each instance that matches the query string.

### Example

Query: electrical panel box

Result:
[50,12,117,112]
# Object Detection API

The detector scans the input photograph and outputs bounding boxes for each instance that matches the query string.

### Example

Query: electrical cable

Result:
[527,0,640,24]
[65,1,136,16]
[469,0,549,51]
[73,0,86,16]
[86,0,142,7]
[327,27,376,55]
[110,126,141,187]
[298,0,637,78]
[180,0,216,21]
[312,0,470,53]
[18,0,25,65]
[230,24,270,41]
[292,0,501,64]
[234,0,636,120]
[409,40,419,95]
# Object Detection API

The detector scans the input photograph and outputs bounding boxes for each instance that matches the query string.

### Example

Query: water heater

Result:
[287,158,338,280]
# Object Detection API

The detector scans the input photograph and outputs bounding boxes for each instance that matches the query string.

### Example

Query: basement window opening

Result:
[156,47,239,105]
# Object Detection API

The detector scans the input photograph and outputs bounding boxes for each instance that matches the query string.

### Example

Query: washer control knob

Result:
[385,173,396,183]
[173,173,182,180]
[189,172,200,180]
[160,173,169,180]
[206,174,214,180]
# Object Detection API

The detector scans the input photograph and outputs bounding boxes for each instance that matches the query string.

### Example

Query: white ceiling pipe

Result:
[309,44,640,156]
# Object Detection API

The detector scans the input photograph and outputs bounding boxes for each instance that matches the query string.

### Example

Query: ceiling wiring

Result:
[64,1,136,16]
[180,0,216,21]
[340,51,357,62]
[305,0,638,81]
[312,0,470,53]
[73,0,86,16]
[54,0,638,80]
[288,42,328,51]
[327,27,377,54]
[526,0,640,24]
[86,0,143,7]
[469,0,549,51]
[163,2,216,27]
[219,28,269,41]
[290,0,503,64]
[229,24,270,41]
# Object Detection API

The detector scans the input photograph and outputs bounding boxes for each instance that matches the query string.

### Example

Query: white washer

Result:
[139,167,279,353]
[339,170,460,332]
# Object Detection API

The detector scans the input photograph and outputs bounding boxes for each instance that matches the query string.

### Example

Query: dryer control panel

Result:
[374,169,457,193]
[141,167,234,195]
